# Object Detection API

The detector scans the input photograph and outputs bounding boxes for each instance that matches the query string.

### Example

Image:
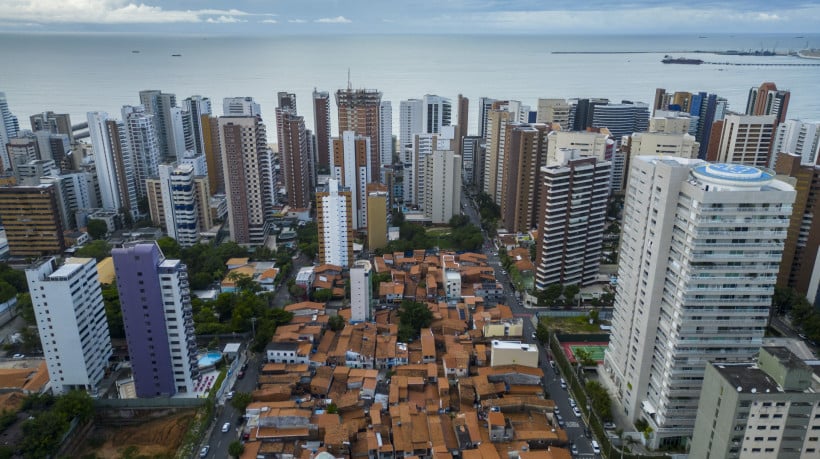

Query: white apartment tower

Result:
[536,98,571,130]
[26,257,113,395]
[423,149,462,224]
[182,95,212,156]
[0,91,20,172]
[87,111,139,215]
[122,105,161,199]
[772,119,820,165]
[158,163,201,246]
[534,150,611,289]
[317,179,353,268]
[422,95,452,135]
[223,97,261,117]
[379,100,393,178]
[350,260,373,323]
[400,99,423,150]
[603,157,795,448]
[483,108,513,204]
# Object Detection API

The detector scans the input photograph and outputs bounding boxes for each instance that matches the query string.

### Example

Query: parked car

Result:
[222,422,230,433]
[573,407,582,417]
[592,440,601,454]
[604,422,617,430]
[560,379,567,389]
[237,370,245,379]
[226,391,234,400]
[199,446,210,458]
[569,398,577,408]
[12,354,24,359]
[571,443,579,455]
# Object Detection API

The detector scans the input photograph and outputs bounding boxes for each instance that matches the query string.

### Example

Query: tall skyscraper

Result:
[456,94,469,155]
[87,111,138,213]
[317,179,353,268]
[461,136,482,186]
[201,115,224,195]
[219,116,271,245]
[534,150,610,289]
[591,101,650,141]
[536,98,571,130]
[399,98,423,151]
[568,98,609,131]
[350,260,373,323]
[379,100,393,177]
[624,132,699,158]
[773,119,820,165]
[182,95,212,157]
[121,105,161,199]
[139,89,178,160]
[366,184,388,251]
[276,93,312,210]
[709,114,776,167]
[336,88,382,183]
[0,184,66,256]
[422,95,452,135]
[312,89,332,171]
[603,157,795,448]
[113,243,199,397]
[26,257,112,395]
[30,111,73,143]
[332,131,370,230]
[746,82,790,126]
[422,148,462,225]
[410,128,456,208]
[0,92,20,173]
[545,129,614,166]
[148,163,211,246]
[223,97,261,117]
[6,135,38,172]
[477,97,497,139]
[483,107,513,204]
[500,123,551,234]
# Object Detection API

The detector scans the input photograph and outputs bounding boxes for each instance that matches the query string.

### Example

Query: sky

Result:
[1,0,820,34]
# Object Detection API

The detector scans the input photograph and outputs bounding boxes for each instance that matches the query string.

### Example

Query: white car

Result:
[12,354,25,359]
[199,445,210,457]
[226,391,235,400]
[560,379,567,389]
[222,422,230,433]
[573,407,582,417]
[569,398,577,408]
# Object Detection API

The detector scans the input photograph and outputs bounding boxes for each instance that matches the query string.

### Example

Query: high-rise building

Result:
[332,131,370,229]
[461,135,482,186]
[456,94,469,155]
[317,179,353,268]
[534,150,610,289]
[399,99,423,151]
[114,243,199,397]
[276,94,312,210]
[146,163,212,246]
[690,347,820,459]
[625,132,699,158]
[545,129,614,167]
[0,92,20,173]
[0,184,65,256]
[201,115,224,195]
[568,98,609,131]
[746,82,790,126]
[5,135,38,172]
[336,88,382,183]
[313,90,332,171]
[223,97,261,117]
[648,112,693,135]
[656,89,729,160]
[219,116,271,245]
[121,105,161,199]
[773,154,820,302]
[182,96,212,157]
[422,148,462,225]
[350,260,373,323]
[536,98,571,130]
[139,90,178,161]
[500,123,551,234]
[603,157,795,448]
[30,111,73,143]
[709,114,776,167]
[477,97,497,139]
[87,111,139,214]
[410,128,456,208]
[379,100,393,176]
[422,95,452,135]
[26,257,112,395]
[366,184,388,250]
[483,108,513,204]
[592,101,650,141]
[33,130,71,170]
[773,119,820,166]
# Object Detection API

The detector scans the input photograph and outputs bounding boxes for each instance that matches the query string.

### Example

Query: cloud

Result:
[288,19,307,23]
[261,19,278,24]
[315,16,351,24]
[0,0,267,24]
[206,16,246,24]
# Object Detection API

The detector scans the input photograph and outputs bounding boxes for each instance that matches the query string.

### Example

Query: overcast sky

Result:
[1,0,819,34]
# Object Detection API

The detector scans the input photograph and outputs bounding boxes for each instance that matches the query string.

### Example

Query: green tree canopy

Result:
[563,284,580,306]
[75,240,112,261]
[328,315,345,332]
[228,440,245,459]
[86,219,108,240]
[397,300,433,342]
[230,392,253,413]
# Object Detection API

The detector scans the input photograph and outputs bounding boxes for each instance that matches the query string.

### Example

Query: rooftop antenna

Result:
[347,68,351,90]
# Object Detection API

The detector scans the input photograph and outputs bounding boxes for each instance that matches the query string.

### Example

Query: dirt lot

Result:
[77,410,195,458]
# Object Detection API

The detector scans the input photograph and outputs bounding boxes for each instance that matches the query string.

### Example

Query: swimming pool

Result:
[197,351,222,368]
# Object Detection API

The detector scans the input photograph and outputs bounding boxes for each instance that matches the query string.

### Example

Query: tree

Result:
[54,390,94,423]
[228,440,245,458]
[328,315,345,332]
[0,281,15,303]
[397,300,433,342]
[102,284,125,339]
[157,236,181,259]
[538,284,563,307]
[230,392,253,413]
[326,403,338,414]
[16,293,35,326]
[75,240,112,261]
[86,219,108,240]
[535,322,550,344]
[20,413,69,458]
[563,284,580,306]
[312,288,333,303]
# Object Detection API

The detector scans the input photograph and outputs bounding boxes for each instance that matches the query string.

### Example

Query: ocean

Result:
[1,32,819,138]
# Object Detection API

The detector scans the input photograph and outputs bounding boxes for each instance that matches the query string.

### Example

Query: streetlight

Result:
[250,317,257,339]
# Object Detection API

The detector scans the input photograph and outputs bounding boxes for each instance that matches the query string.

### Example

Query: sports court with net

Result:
[561,342,608,364]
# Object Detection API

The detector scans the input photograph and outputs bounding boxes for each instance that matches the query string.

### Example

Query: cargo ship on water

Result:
[662,55,704,65]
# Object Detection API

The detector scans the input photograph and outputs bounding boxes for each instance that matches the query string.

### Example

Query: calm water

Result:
[1,33,819,138]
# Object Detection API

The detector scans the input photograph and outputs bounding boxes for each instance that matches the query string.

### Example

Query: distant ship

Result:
[662,55,704,65]
[171,53,182,57]
[131,50,140,53]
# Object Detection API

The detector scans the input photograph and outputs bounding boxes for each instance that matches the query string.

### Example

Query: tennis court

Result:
[562,342,608,364]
